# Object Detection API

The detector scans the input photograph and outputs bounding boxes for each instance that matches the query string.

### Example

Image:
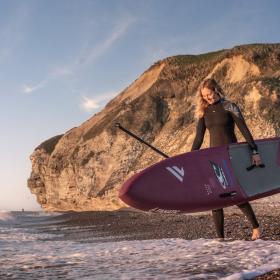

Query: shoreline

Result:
[48,204,280,242]
[42,203,280,279]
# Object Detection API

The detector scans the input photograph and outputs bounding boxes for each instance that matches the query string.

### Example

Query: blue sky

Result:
[0,0,279,211]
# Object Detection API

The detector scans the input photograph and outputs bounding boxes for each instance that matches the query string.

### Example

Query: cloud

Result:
[23,15,137,94]
[55,15,137,78]
[81,91,118,113]
[81,15,137,67]
[82,97,100,111]
[22,81,46,94]
[23,85,37,94]
[22,64,75,94]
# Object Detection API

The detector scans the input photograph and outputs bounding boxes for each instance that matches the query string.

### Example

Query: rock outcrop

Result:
[28,43,280,211]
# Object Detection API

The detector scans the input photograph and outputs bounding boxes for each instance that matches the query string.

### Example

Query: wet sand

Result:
[46,203,280,279]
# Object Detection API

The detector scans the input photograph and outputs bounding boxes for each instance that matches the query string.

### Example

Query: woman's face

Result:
[201,87,220,105]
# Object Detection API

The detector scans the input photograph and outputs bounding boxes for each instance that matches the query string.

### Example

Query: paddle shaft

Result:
[115,123,169,159]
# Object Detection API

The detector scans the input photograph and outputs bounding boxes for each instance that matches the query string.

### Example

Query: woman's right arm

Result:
[191,117,206,151]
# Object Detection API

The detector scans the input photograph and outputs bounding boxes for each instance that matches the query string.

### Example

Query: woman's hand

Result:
[252,153,262,166]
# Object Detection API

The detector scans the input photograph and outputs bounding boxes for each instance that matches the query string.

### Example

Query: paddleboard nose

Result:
[118,181,130,198]
[119,173,137,198]
[118,173,155,211]
[118,173,139,207]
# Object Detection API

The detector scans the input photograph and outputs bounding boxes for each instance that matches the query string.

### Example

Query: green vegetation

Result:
[171,50,224,66]
[35,134,63,155]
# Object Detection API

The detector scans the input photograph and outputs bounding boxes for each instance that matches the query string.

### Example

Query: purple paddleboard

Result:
[119,137,280,213]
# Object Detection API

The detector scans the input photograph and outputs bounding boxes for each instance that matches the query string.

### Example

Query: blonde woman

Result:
[191,78,262,240]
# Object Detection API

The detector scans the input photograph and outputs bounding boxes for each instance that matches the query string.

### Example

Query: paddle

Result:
[115,123,265,172]
[115,123,169,159]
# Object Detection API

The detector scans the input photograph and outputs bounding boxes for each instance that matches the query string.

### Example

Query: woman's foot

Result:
[215,238,225,242]
[252,227,261,240]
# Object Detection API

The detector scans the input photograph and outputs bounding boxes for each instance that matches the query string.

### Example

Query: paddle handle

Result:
[115,123,169,159]
[246,163,265,171]
[219,191,237,198]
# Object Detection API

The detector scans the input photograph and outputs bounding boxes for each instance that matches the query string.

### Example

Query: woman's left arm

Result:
[226,102,262,166]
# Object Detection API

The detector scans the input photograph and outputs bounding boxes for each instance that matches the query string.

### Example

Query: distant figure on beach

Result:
[22,208,24,212]
[191,78,262,240]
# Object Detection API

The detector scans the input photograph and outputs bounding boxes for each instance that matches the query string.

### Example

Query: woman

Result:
[191,78,262,240]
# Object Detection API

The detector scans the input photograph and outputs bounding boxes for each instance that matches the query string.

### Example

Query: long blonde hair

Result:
[194,78,225,119]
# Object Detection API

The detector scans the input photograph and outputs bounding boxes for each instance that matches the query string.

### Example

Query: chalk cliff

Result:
[28,43,280,211]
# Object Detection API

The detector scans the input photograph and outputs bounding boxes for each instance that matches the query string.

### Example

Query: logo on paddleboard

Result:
[210,161,228,189]
[149,208,182,214]
[166,166,184,182]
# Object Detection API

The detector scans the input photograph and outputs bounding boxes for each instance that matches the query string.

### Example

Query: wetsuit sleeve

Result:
[191,117,206,151]
[228,103,258,152]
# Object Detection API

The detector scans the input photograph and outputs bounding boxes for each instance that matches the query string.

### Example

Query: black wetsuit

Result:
[191,98,259,238]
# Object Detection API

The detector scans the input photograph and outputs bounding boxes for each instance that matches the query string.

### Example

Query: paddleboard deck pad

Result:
[119,137,280,213]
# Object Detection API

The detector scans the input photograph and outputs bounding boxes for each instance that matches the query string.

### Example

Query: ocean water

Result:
[1,211,280,280]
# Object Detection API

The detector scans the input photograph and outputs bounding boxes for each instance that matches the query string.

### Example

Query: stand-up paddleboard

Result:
[117,124,280,213]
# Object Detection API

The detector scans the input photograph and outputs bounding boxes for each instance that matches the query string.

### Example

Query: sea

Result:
[1,211,280,280]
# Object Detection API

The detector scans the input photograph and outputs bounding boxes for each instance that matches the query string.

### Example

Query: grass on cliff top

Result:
[170,50,225,66]
[35,134,64,155]
[167,43,280,67]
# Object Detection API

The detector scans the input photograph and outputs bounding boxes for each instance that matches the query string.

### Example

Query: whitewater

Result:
[1,211,280,280]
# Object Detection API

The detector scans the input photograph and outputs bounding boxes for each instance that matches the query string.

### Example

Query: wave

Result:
[0,211,62,226]
[0,211,14,223]
[1,237,280,279]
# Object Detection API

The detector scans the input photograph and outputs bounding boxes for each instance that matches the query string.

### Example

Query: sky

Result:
[0,0,280,211]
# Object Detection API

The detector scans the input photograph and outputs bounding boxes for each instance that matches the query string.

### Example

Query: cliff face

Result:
[28,43,280,211]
